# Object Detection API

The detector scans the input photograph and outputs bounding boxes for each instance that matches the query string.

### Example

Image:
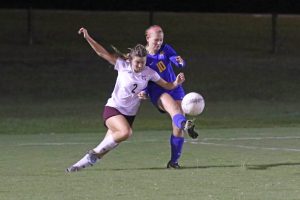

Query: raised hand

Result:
[78,27,89,38]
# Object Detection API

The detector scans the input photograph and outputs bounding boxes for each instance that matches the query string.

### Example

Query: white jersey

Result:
[106,58,161,116]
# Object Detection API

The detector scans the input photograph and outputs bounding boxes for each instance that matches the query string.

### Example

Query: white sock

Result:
[73,153,96,168]
[93,134,118,155]
[72,134,118,169]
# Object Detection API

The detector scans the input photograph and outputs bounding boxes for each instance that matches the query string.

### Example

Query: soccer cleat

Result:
[183,119,198,139]
[65,165,81,172]
[167,161,181,169]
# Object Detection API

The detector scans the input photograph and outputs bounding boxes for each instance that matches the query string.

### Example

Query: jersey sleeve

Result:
[165,44,186,68]
[114,57,127,71]
[165,44,178,57]
[149,69,161,82]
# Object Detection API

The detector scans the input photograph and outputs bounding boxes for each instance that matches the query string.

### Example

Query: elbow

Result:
[178,62,186,68]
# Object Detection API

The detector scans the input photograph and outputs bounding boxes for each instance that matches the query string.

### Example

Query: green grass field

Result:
[1,99,300,134]
[1,128,300,200]
[0,99,299,200]
[1,10,300,200]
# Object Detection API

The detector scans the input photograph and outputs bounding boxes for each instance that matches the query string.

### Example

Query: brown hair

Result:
[129,44,147,58]
[111,44,147,60]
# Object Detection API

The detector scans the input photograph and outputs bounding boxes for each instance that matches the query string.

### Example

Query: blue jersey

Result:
[146,44,186,106]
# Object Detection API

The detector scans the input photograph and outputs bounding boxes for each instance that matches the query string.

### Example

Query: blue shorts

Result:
[148,83,185,112]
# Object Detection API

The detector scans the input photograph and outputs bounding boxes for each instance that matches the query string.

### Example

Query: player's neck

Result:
[146,46,157,55]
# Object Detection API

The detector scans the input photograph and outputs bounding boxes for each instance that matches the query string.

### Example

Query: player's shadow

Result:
[99,162,300,171]
[242,162,300,170]
[181,162,300,170]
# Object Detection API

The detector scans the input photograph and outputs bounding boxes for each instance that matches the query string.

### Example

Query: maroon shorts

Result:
[102,106,135,127]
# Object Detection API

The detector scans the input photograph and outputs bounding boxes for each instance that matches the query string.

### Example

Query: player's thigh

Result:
[158,93,181,116]
[175,100,183,112]
[106,115,132,137]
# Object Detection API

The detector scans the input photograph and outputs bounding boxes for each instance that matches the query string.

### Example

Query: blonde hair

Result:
[145,25,163,37]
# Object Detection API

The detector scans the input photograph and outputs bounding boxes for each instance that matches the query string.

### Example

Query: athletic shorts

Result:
[148,84,185,112]
[102,106,135,127]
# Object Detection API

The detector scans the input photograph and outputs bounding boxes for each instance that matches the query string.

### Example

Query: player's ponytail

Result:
[112,44,147,61]
[111,45,129,60]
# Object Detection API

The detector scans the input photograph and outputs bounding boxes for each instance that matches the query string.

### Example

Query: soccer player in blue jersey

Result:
[66,27,186,172]
[143,25,198,169]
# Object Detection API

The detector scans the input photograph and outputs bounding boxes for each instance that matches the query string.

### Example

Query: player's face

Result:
[131,56,146,73]
[147,32,164,53]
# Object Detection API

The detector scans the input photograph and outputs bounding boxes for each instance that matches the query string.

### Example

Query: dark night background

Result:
[1,0,300,13]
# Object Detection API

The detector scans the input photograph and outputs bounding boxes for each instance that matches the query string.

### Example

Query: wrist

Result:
[173,81,178,87]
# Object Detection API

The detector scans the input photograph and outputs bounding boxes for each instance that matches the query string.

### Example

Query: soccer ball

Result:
[181,92,205,116]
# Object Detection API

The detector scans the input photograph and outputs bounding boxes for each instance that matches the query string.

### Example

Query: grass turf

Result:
[1,128,300,200]
[1,99,300,134]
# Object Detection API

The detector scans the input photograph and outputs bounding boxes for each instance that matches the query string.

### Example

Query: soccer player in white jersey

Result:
[66,27,185,172]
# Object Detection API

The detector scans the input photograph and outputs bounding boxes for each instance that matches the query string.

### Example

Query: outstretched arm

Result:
[78,27,117,65]
[155,73,185,90]
[166,45,186,68]
[170,56,186,68]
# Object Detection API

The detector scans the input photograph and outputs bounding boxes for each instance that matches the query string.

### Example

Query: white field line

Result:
[201,136,300,141]
[16,142,92,146]
[185,136,300,152]
[15,139,162,146]
[197,142,300,152]
[11,136,300,153]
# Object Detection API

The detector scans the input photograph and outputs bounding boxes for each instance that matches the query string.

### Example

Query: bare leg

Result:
[66,115,132,172]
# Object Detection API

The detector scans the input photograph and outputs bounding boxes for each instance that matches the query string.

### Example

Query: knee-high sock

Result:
[172,114,186,129]
[170,134,184,164]
[73,153,97,168]
[72,134,118,168]
[93,134,118,156]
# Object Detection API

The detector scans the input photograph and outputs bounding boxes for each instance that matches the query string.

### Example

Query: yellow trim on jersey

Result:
[157,61,166,73]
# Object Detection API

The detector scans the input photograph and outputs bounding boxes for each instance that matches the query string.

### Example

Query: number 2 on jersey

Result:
[131,83,138,93]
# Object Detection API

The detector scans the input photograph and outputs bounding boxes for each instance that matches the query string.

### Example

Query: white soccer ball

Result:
[181,92,205,116]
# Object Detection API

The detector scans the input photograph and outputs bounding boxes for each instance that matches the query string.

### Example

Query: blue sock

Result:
[172,114,186,129]
[170,134,184,164]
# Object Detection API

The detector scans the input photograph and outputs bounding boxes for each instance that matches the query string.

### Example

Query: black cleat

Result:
[184,120,198,139]
[167,161,181,169]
